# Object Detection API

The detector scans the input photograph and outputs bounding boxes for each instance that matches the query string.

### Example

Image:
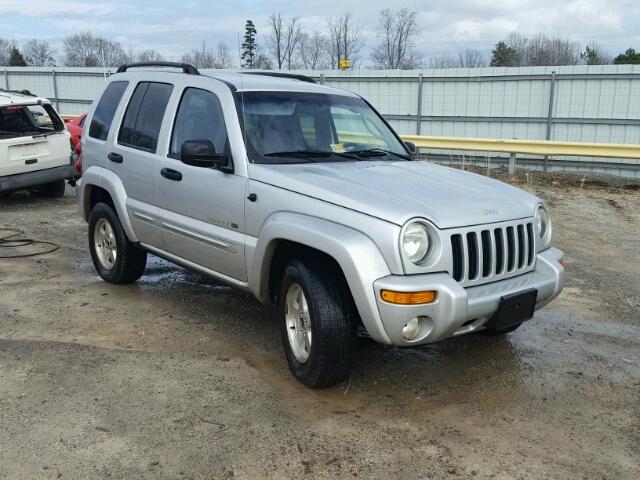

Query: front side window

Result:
[118,82,173,153]
[89,81,128,141]
[239,92,409,164]
[170,88,229,158]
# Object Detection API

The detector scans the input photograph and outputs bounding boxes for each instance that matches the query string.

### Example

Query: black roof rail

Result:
[0,88,36,97]
[116,62,200,75]
[242,72,317,84]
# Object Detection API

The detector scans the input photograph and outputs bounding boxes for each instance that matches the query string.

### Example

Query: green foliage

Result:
[490,41,517,67]
[580,45,611,65]
[9,46,27,66]
[241,20,257,69]
[613,48,640,64]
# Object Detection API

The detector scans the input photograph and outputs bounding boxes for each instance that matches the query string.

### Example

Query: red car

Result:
[64,113,86,177]
[65,112,86,141]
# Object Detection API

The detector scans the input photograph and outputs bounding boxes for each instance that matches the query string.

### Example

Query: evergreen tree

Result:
[241,20,257,69]
[490,41,517,67]
[613,48,640,64]
[9,46,27,66]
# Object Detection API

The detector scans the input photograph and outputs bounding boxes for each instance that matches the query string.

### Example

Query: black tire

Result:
[0,190,12,199]
[88,202,147,284]
[481,321,523,336]
[35,180,66,198]
[279,258,356,388]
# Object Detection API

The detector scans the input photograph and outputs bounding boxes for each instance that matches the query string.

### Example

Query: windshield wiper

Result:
[264,149,359,160]
[348,148,411,160]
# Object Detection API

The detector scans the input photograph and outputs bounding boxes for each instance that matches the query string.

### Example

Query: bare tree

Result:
[457,49,487,68]
[297,31,330,69]
[0,38,11,66]
[327,13,364,69]
[22,39,56,66]
[370,9,422,69]
[427,54,458,69]
[63,32,126,67]
[182,41,215,68]
[253,45,274,69]
[137,49,165,63]
[497,33,581,67]
[268,13,302,69]
[213,42,233,68]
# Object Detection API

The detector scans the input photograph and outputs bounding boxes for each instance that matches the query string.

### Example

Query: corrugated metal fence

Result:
[3,64,640,176]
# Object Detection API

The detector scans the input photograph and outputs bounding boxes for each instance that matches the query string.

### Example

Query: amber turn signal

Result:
[380,290,437,305]
[559,258,568,267]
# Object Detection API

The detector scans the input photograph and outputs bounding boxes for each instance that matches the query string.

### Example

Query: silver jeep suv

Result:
[78,62,565,388]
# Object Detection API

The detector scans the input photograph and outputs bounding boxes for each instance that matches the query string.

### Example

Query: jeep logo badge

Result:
[483,208,499,216]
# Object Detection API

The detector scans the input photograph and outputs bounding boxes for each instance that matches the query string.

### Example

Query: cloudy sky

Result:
[2,0,640,64]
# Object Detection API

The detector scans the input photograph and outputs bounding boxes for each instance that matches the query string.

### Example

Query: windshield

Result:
[239,91,409,164]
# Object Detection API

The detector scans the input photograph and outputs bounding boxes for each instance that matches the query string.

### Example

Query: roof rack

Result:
[0,88,36,97]
[242,72,317,84]
[116,62,200,75]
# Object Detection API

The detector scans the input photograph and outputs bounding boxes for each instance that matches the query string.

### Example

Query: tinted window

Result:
[89,81,128,141]
[170,88,229,158]
[118,82,173,153]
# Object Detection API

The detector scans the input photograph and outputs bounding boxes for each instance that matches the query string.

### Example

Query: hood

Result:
[249,160,540,229]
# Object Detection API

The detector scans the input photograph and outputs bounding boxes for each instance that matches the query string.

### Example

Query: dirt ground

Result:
[1,170,639,480]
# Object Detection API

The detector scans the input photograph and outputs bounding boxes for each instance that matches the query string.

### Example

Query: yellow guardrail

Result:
[400,135,640,160]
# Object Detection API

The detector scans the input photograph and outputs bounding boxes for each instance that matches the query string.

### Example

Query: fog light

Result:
[402,317,421,340]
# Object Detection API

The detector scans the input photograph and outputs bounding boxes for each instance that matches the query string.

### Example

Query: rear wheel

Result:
[35,179,66,198]
[279,258,356,388]
[88,202,147,284]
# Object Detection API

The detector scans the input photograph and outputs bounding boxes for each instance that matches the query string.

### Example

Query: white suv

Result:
[0,89,72,198]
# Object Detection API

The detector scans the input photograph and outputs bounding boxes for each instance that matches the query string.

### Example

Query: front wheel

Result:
[88,202,147,284]
[279,258,356,388]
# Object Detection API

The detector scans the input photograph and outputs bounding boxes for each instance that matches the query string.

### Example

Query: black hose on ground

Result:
[0,228,59,258]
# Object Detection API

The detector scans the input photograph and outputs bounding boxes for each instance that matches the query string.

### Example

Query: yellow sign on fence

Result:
[339,59,351,70]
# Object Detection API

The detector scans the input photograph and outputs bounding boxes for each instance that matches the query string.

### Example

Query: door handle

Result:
[161,168,182,181]
[108,152,123,163]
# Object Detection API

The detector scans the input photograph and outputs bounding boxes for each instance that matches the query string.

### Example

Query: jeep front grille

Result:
[450,220,536,287]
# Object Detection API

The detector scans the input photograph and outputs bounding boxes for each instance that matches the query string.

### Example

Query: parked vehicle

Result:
[78,63,565,388]
[64,113,86,180]
[65,112,87,140]
[0,90,73,197]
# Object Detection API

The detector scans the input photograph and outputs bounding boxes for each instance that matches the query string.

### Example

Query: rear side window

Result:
[89,81,128,141]
[118,82,173,153]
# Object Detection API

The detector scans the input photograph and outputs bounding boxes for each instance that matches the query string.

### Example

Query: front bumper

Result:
[372,247,565,346]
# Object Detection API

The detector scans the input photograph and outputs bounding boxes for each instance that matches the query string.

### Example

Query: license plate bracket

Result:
[485,288,538,330]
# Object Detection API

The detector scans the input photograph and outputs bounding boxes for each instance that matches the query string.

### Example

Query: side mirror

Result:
[180,139,230,170]
[404,141,417,155]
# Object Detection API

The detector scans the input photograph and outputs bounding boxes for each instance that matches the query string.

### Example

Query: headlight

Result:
[402,222,430,264]
[535,205,552,247]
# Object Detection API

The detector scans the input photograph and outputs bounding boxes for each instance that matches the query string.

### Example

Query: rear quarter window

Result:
[89,81,128,141]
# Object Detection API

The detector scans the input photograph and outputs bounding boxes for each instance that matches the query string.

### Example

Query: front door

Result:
[156,86,247,282]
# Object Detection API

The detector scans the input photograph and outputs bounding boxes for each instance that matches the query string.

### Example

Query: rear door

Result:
[107,81,173,248]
